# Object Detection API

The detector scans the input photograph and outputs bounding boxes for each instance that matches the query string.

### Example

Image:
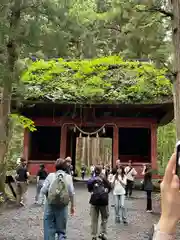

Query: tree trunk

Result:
[0,86,12,193]
[172,0,180,140]
[0,0,22,192]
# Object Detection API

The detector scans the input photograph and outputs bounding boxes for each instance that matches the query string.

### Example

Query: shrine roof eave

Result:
[12,100,174,126]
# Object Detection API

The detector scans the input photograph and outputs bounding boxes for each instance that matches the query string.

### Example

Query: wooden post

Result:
[151,124,157,170]
[23,128,29,161]
[60,125,67,159]
[113,126,119,167]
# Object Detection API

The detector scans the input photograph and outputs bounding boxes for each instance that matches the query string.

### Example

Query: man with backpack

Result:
[87,165,111,240]
[40,158,75,240]
[125,160,137,198]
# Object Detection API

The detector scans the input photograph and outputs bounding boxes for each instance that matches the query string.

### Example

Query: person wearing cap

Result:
[34,164,48,204]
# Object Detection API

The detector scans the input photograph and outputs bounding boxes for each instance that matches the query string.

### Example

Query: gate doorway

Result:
[65,126,113,175]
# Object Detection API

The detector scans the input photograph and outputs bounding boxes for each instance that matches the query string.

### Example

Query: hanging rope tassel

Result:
[102,127,106,134]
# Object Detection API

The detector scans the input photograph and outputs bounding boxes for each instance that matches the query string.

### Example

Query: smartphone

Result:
[176,141,180,177]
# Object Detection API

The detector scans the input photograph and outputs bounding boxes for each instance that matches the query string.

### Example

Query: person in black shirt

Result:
[35,164,48,204]
[87,166,111,240]
[142,164,153,212]
[15,158,29,206]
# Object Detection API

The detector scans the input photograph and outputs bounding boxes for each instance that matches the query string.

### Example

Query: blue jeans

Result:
[114,195,127,221]
[44,203,68,240]
[35,180,45,202]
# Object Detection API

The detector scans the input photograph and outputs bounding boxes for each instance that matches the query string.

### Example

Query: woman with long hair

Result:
[142,164,153,213]
[111,166,127,224]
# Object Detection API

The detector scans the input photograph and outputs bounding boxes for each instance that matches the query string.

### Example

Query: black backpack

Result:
[91,177,108,206]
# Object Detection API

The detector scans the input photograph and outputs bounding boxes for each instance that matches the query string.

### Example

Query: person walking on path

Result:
[108,168,117,207]
[65,156,73,175]
[81,164,86,180]
[116,159,121,169]
[87,166,111,240]
[111,166,128,224]
[35,164,48,204]
[40,158,75,240]
[90,164,95,177]
[125,160,137,198]
[15,157,29,207]
[142,164,153,213]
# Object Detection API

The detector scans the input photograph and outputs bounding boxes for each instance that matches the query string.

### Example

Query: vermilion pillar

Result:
[113,125,119,167]
[23,128,29,161]
[151,124,158,170]
[60,124,67,159]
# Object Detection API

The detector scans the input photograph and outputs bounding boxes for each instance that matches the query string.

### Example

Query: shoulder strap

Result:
[127,167,133,175]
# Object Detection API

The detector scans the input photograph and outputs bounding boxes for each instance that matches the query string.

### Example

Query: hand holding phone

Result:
[175,141,180,177]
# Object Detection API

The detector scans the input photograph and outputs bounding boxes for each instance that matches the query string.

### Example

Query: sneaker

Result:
[115,217,120,223]
[99,233,107,240]
[20,201,25,207]
[123,220,128,225]
[146,210,153,213]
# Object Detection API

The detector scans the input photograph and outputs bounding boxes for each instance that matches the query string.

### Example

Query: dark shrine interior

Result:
[29,126,61,160]
[118,128,151,163]
[29,125,151,164]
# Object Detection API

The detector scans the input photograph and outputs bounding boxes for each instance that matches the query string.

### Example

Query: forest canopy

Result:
[17,56,172,104]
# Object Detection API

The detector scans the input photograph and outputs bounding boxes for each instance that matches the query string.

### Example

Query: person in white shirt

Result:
[90,165,95,177]
[125,160,137,198]
[111,166,128,224]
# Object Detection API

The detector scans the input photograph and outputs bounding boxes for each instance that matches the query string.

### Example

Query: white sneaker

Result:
[146,210,153,213]
[20,201,25,207]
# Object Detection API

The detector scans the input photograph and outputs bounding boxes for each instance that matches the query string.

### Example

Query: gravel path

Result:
[0,183,161,240]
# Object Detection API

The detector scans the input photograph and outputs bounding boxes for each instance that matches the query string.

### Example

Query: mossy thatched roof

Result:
[17,56,172,105]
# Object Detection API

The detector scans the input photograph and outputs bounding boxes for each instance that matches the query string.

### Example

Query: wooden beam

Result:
[159,108,174,126]
[23,128,29,161]
[113,126,119,167]
[151,124,158,170]
[60,125,67,159]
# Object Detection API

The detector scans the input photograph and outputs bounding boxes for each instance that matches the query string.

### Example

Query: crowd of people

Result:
[14,154,180,240]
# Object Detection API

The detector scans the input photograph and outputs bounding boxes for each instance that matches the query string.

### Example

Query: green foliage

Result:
[18,56,172,104]
[5,120,23,171]
[10,114,36,132]
[157,122,176,175]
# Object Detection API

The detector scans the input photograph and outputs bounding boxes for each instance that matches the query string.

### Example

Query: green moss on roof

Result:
[18,56,172,104]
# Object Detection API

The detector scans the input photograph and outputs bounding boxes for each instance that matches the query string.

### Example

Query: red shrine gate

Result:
[21,103,173,177]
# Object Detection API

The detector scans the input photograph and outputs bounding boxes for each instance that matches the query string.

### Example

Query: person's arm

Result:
[142,165,146,175]
[103,178,111,192]
[40,174,51,196]
[153,222,176,240]
[36,170,40,183]
[152,153,180,240]
[66,175,75,215]
[119,176,127,187]
[132,168,137,176]
[15,167,20,180]
[87,178,95,192]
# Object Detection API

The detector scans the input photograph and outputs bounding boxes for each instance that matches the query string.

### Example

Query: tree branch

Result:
[138,7,173,18]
